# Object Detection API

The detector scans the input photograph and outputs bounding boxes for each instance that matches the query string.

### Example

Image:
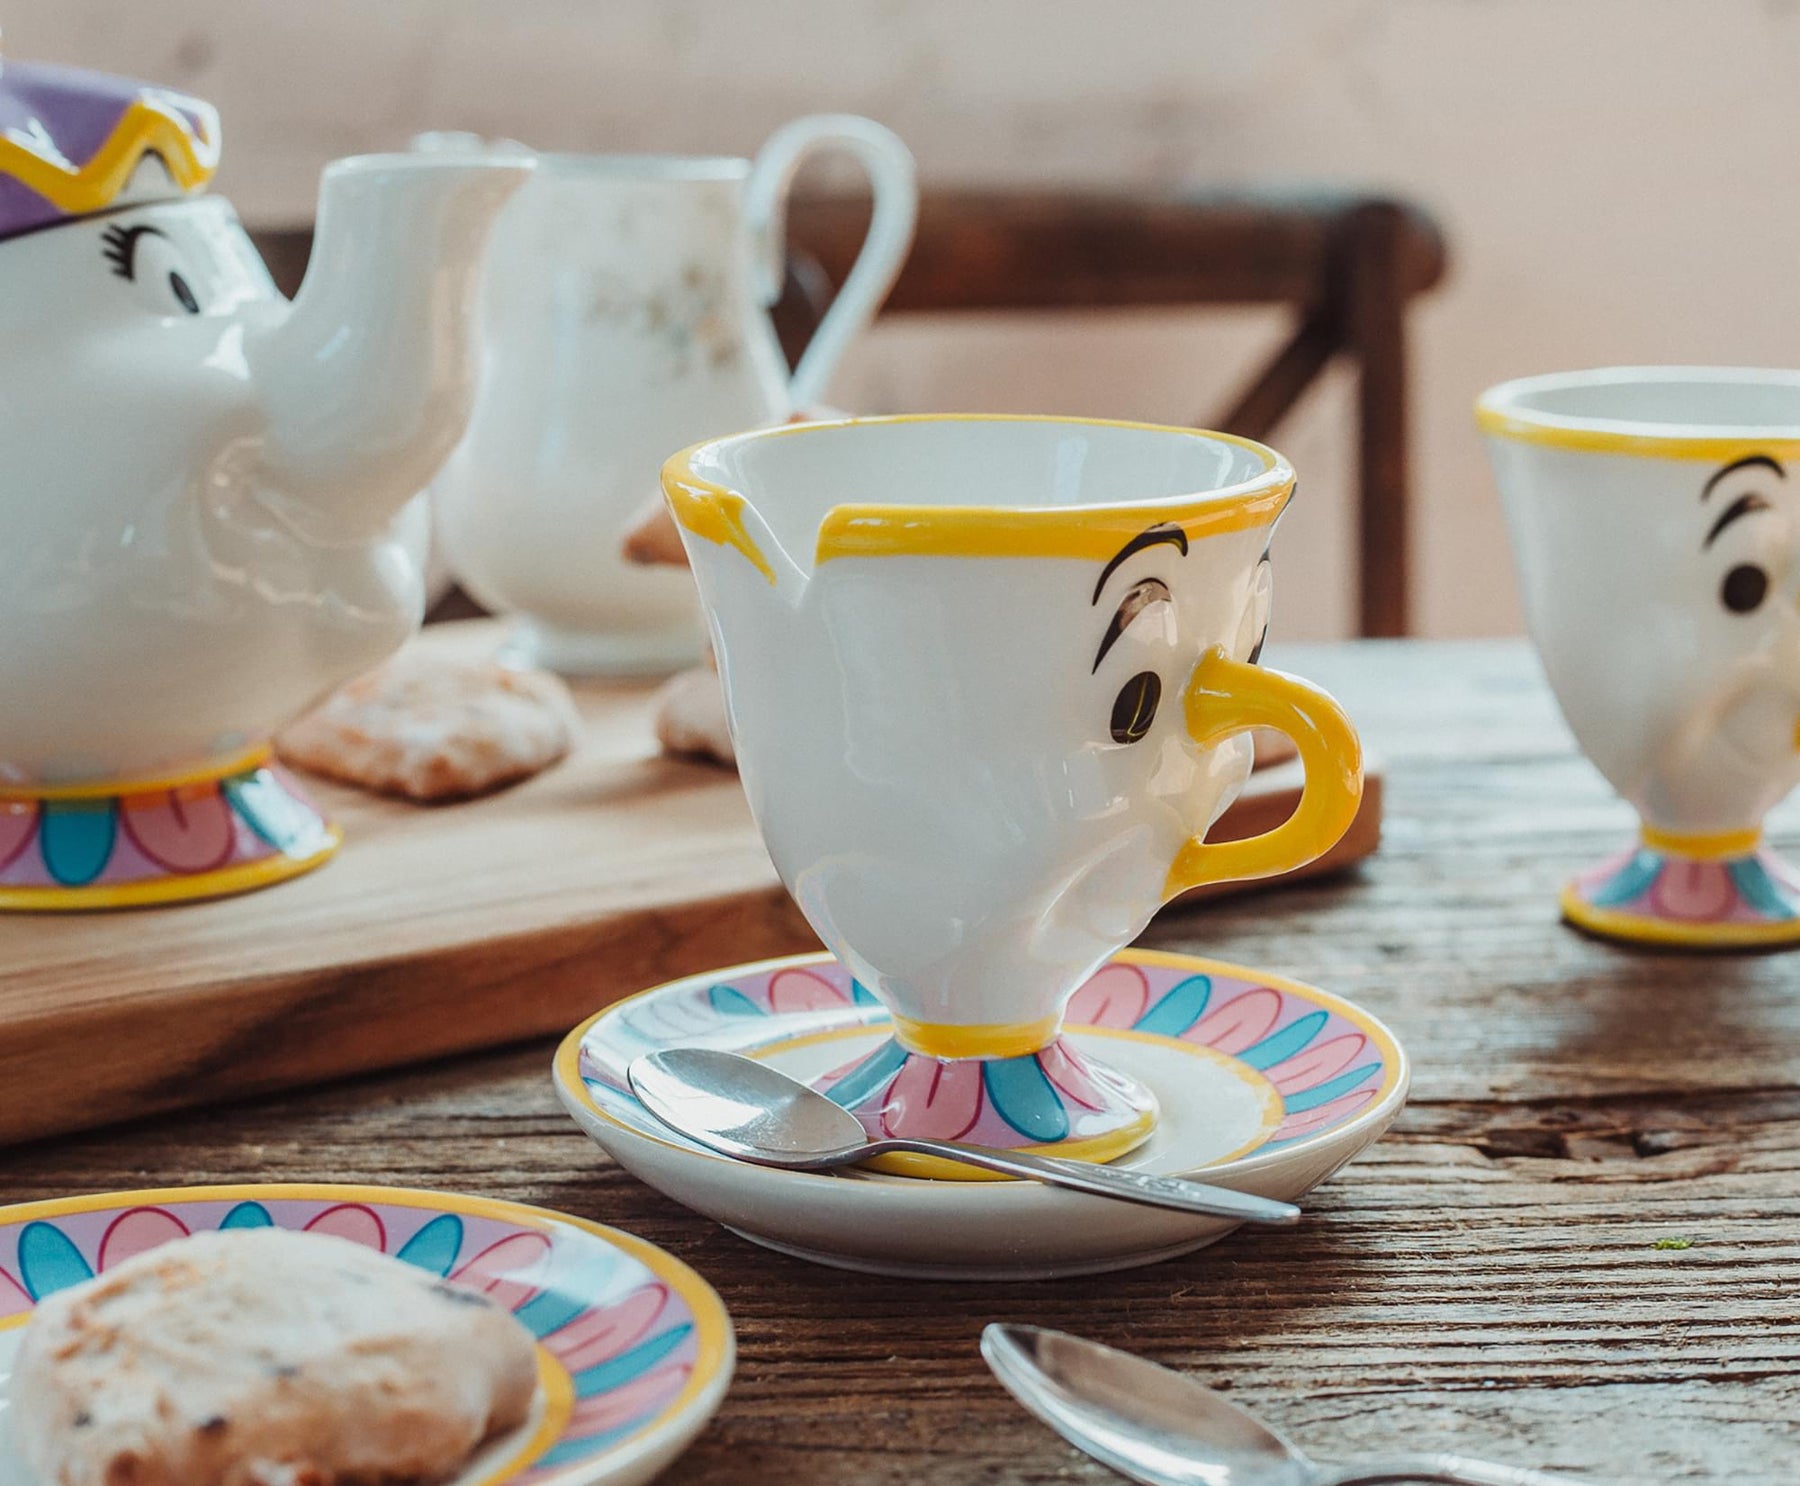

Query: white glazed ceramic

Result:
[660,416,1364,1164]
[0,61,528,907]
[1480,367,1800,946]
[0,1184,733,1486]
[432,117,917,676]
[554,949,1409,1280]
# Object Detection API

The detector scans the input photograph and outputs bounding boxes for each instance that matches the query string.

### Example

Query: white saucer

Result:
[554,949,1409,1280]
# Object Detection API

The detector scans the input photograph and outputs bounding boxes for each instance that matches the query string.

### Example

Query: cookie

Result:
[12,1227,538,1486]
[277,653,577,802]
[653,663,735,767]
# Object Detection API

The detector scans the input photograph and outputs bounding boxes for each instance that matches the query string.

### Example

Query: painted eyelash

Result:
[100,223,155,281]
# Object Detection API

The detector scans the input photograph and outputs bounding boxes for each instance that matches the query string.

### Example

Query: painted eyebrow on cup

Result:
[1704,491,1774,549]
[1092,578,1173,672]
[99,222,168,281]
[1091,524,1189,606]
[1701,454,1784,501]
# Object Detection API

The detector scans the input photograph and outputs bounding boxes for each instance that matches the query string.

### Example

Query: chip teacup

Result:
[1479,367,1800,947]
[660,415,1364,1172]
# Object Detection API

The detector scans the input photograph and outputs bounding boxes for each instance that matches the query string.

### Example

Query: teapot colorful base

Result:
[0,750,338,911]
[1562,831,1800,949]
[812,1034,1159,1179]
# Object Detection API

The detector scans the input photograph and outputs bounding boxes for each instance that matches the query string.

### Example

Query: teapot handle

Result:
[744,115,917,411]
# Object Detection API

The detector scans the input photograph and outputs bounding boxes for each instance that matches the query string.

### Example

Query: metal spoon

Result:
[982,1325,1585,1486]
[626,1048,1300,1224]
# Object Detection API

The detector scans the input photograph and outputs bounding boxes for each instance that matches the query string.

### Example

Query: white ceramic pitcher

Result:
[432,117,917,675]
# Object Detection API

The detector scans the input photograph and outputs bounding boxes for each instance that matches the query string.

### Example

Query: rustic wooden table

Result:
[4,640,1796,1483]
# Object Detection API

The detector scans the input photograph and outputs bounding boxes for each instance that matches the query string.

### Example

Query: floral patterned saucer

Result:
[554,949,1409,1280]
[0,1185,733,1486]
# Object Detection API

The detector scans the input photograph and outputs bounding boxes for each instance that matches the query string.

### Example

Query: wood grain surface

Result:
[0,620,1377,1148]
[3,639,1796,1483]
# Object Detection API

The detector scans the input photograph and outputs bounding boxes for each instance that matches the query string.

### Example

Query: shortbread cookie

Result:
[277,654,577,802]
[621,494,690,568]
[12,1227,538,1486]
[654,663,735,766]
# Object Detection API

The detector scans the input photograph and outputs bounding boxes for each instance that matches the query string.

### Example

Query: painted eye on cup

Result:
[1721,563,1769,614]
[168,271,201,314]
[1110,671,1161,744]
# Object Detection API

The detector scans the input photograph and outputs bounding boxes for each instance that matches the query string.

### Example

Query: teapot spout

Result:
[250,153,531,538]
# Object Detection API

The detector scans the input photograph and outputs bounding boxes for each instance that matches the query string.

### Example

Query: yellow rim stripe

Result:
[0,745,273,801]
[661,415,1293,577]
[556,946,1408,1175]
[0,93,220,216]
[0,831,340,911]
[471,1349,577,1486]
[888,1012,1062,1060]
[1639,824,1763,860]
[1474,399,1800,462]
[0,1183,732,1473]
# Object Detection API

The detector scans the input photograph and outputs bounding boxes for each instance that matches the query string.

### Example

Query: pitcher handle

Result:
[1163,649,1365,898]
[743,114,917,411]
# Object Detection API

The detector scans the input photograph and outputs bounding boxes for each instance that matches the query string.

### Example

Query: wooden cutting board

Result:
[0,621,1379,1148]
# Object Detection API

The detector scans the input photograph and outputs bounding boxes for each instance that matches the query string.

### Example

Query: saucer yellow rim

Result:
[1560,884,1800,948]
[0,745,274,801]
[0,1182,733,1481]
[555,946,1407,1181]
[0,829,341,911]
[662,415,1295,579]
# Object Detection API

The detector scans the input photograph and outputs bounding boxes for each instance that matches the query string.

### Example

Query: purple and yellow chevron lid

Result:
[0,53,219,242]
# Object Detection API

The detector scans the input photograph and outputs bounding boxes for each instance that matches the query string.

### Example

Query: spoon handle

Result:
[869,1138,1302,1223]
[1321,1455,1585,1486]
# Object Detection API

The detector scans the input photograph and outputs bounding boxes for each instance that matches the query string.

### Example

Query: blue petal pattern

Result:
[395,1213,464,1276]
[706,984,765,1017]
[1133,974,1211,1038]
[18,1221,93,1299]
[983,1055,1071,1142]
[219,1202,273,1230]
[41,800,116,886]
[571,1323,693,1398]
[1281,1063,1382,1113]
[825,1038,909,1110]
[850,979,880,1006]
[1729,857,1799,920]
[1239,1010,1330,1071]
[1589,849,1661,907]
[224,770,328,857]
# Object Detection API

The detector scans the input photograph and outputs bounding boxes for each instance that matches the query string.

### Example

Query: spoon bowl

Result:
[627,1048,1302,1224]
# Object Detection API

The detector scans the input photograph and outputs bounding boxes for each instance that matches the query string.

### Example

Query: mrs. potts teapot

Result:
[0,58,530,908]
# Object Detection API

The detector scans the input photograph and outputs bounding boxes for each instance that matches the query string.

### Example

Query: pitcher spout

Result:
[249,153,531,539]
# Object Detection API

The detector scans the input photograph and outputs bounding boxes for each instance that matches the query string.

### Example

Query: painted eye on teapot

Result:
[101,222,204,315]
[1110,671,1161,744]
[1721,563,1770,614]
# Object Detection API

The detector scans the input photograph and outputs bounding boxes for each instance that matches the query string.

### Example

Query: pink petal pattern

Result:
[547,1283,669,1372]
[1265,1033,1368,1095]
[0,1264,31,1319]
[881,1055,983,1141]
[0,800,36,874]
[1191,985,1282,1053]
[1066,963,1150,1028]
[98,1207,190,1271]
[565,1361,692,1437]
[769,968,853,1013]
[120,785,235,874]
[1650,860,1735,921]
[304,1203,386,1250]
[451,1230,552,1312]
[1273,1088,1378,1141]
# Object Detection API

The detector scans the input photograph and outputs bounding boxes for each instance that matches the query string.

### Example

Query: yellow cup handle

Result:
[1163,647,1365,898]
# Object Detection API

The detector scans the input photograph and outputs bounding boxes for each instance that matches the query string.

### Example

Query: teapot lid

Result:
[0,47,220,242]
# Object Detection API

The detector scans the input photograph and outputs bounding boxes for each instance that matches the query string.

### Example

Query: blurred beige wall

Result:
[10,1,1795,639]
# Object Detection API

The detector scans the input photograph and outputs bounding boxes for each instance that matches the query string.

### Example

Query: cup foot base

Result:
[1563,839,1800,949]
[0,753,339,911]
[810,1033,1159,1180]
[502,617,704,678]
